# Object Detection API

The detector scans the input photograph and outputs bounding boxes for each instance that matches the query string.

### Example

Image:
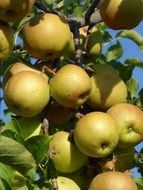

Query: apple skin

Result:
[74,111,119,158]
[88,171,138,190]
[86,27,103,59]
[2,62,45,88]
[0,22,14,61]
[23,13,72,60]
[49,131,88,173]
[4,71,50,117]
[87,67,127,111]
[0,0,35,22]
[107,103,143,148]
[99,0,143,30]
[49,64,92,108]
[53,176,80,190]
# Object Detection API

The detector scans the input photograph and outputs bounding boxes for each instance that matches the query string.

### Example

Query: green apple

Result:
[88,171,138,190]
[107,103,143,148]
[51,176,80,190]
[0,22,14,61]
[0,0,35,22]
[49,131,88,173]
[4,70,50,117]
[87,66,127,111]
[74,111,119,158]
[49,64,92,108]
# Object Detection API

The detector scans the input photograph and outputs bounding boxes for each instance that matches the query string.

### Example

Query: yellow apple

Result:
[74,111,119,158]
[0,0,35,22]
[4,71,50,117]
[107,103,143,148]
[99,0,143,30]
[87,66,127,111]
[23,13,72,60]
[89,171,138,190]
[49,64,92,108]
[0,22,14,61]
[49,131,88,173]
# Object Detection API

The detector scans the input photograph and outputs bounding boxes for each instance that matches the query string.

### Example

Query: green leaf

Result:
[126,78,139,98]
[106,41,123,61]
[1,129,24,143]
[135,178,143,190]
[139,88,143,108]
[116,30,143,52]
[124,58,143,69]
[0,135,36,178]
[0,178,13,190]
[24,135,49,164]
[0,163,15,185]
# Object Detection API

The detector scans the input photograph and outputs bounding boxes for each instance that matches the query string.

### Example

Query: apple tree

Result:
[0,0,143,189]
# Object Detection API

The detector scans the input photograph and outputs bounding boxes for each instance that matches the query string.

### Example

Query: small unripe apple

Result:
[23,13,72,60]
[4,71,50,117]
[89,171,138,190]
[107,103,143,148]
[49,131,88,173]
[87,67,127,111]
[0,22,14,61]
[74,111,119,158]
[0,0,35,22]
[99,0,143,30]
[50,64,92,108]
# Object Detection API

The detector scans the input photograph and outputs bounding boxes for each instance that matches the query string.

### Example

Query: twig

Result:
[40,118,49,135]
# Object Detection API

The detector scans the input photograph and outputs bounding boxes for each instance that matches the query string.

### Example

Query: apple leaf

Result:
[116,30,143,52]
[0,178,13,190]
[139,88,143,108]
[135,177,143,190]
[126,78,139,98]
[106,41,123,61]
[1,129,24,143]
[24,135,49,164]
[124,58,143,69]
[0,163,15,185]
[0,135,36,179]
[4,117,22,135]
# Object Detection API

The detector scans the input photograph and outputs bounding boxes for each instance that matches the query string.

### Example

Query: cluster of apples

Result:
[1,0,143,190]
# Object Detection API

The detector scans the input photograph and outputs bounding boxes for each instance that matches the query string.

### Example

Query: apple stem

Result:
[40,118,49,135]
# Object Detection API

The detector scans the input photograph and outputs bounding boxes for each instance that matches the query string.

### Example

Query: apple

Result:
[49,64,92,108]
[99,0,143,30]
[0,22,14,61]
[16,114,42,140]
[88,171,138,190]
[0,0,35,22]
[2,62,45,87]
[86,27,103,59]
[52,176,80,190]
[46,101,74,129]
[87,66,127,111]
[23,13,72,60]
[107,103,143,148]
[49,131,88,173]
[4,70,50,117]
[74,111,119,158]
